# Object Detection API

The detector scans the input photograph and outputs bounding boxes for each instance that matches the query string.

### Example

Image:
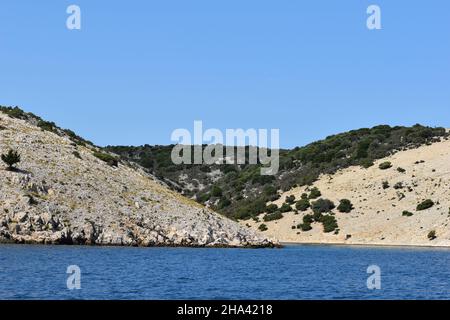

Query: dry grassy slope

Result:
[0,112,275,247]
[242,135,450,247]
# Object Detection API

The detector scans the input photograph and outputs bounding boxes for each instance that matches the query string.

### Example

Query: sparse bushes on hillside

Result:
[337,199,354,213]
[417,199,434,211]
[1,149,21,170]
[382,181,390,189]
[379,162,393,170]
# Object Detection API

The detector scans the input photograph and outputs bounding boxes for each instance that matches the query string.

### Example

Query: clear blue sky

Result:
[0,1,449,148]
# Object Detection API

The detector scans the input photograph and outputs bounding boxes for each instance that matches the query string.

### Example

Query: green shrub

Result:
[210,185,223,197]
[295,199,310,211]
[428,230,436,240]
[379,162,393,170]
[285,195,296,204]
[312,198,335,214]
[1,149,21,170]
[402,211,413,217]
[303,214,314,224]
[417,199,434,211]
[37,120,57,133]
[297,223,312,232]
[321,215,339,233]
[266,204,278,214]
[72,151,82,159]
[217,197,231,209]
[279,203,292,213]
[258,224,268,232]
[382,181,390,189]
[308,187,322,199]
[301,193,308,200]
[397,167,406,173]
[393,182,404,190]
[337,199,354,213]
[360,158,375,168]
[93,152,118,167]
[263,212,283,222]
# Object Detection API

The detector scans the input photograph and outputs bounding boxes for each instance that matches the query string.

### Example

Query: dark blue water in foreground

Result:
[1,244,450,300]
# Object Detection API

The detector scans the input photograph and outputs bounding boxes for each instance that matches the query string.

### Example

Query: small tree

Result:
[379,162,393,170]
[308,187,322,199]
[1,149,21,170]
[337,199,354,213]
[296,199,310,211]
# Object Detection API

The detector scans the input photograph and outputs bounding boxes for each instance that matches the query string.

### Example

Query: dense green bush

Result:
[428,230,436,240]
[382,181,390,189]
[279,203,293,213]
[417,199,434,211]
[298,223,312,231]
[217,197,231,209]
[321,215,339,233]
[360,158,375,168]
[263,212,283,222]
[379,162,393,170]
[295,199,310,211]
[266,204,278,214]
[337,199,354,213]
[37,120,57,133]
[308,187,322,199]
[1,149,21,170]
[258,224,268,232]
[301,193,308,200]
[302,214,314,224]
[93,152,119,167]
[397,167,406,173]
[210,185,223,197]
[312,198,335,214]
[285,195,296,204]
[402,211,413,217]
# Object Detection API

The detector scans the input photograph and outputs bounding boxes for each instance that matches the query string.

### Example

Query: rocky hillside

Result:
[107,125,448,221]
[0,107,275,247]
[242,135,450,247]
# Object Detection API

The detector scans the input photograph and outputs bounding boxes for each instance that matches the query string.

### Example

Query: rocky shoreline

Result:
[0,110,277,249]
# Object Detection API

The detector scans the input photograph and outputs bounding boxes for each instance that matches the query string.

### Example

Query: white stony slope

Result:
[0,111,275,247]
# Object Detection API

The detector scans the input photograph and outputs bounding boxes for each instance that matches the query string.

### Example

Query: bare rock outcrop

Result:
[0,111,277,248]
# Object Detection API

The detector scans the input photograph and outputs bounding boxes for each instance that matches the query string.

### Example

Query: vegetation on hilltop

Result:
[106,124,449,220]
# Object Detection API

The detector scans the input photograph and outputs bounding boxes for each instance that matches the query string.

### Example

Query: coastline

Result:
[280,240,450,250]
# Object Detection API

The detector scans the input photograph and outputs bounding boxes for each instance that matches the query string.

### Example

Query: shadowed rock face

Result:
[0,111,276,248]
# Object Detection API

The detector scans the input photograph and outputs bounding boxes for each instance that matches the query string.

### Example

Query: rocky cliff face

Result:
[0,110,276,247]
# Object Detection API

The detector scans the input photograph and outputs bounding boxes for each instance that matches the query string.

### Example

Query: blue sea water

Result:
[0,244,449,300]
